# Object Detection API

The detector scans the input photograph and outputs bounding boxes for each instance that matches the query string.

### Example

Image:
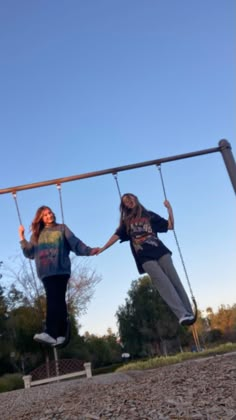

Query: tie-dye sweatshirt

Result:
[20,224,92,280]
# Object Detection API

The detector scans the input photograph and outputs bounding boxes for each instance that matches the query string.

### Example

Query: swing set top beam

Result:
[0,142,229,195]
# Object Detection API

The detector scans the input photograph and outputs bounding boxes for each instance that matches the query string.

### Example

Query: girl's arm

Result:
[64,224,93,256]
[98,234,120,254]
[18,225,35,259]
[19,225,25,241]
[163,200,174,230]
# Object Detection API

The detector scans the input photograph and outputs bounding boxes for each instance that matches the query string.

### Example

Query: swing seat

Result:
[183,298,198,326]
[54,316,71,349]
[191,297,198,324]
[179,298,198,326]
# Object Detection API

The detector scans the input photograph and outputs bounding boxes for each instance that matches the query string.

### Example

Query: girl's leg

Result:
[42,275,69,339]
[142,259,192,320]
[158,254,193,315]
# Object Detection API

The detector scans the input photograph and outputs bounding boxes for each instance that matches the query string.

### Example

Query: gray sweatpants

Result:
[142,254,193,320]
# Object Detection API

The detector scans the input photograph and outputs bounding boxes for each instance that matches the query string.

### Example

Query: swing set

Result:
[1,139,235,352]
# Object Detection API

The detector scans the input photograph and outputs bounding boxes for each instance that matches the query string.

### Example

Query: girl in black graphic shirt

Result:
[97,193,195,326]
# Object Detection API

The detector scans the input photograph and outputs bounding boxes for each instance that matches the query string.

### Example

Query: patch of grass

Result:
[116,342,236,372]
[0,373,24,393]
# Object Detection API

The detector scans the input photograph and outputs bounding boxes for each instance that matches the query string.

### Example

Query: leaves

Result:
[116,275,181,357]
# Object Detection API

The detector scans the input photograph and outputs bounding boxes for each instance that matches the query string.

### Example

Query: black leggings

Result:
[42,275,69,339]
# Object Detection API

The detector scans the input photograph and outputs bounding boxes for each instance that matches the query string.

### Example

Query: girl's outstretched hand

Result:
[19,225,25,240]
[93,234,119,256]
[90,247,101,256]
[96,247,105,255]
[91,247,105,255]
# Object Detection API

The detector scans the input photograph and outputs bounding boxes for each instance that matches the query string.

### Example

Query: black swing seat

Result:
[54,317,71,349]
[185,297,198,326]
[192,297,198,324]
[180,298,198,327]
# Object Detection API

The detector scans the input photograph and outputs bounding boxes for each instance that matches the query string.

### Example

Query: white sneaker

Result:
[55,336,66,345]
[33,332,56,345]
[179,315,195,326]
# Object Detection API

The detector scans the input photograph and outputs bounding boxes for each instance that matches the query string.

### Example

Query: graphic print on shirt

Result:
[38,230,63,267]
[129,216,159,253]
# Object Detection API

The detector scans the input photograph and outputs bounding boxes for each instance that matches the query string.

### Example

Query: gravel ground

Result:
[0,353,235,420]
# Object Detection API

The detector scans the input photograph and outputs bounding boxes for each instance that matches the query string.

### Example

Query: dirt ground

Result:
[0,352,235,419]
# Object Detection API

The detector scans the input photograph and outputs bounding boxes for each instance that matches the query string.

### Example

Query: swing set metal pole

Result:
[219,139,236,194]
[0,140,235,195]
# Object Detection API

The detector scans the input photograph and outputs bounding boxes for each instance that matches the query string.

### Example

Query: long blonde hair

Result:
[119,193,149,231]
[31,206,56,242]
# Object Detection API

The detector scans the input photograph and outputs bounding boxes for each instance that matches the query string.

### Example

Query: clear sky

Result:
[0,1,235,336]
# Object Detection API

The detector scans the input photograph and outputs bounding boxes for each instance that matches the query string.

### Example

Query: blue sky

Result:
[0,1,235,335]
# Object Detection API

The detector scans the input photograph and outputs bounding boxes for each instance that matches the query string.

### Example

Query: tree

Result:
[214,304,235,334]
[3,254,101,322]
[103,329,122,364]
[6,305,42,353]
[0,284,26,375]
[0,262,7,336]
[195,305,236,345]
[116,275,181,358]
[83,331,122,368]
[0,285,8,334]
[3,256,44,316]
[67,256,101,319]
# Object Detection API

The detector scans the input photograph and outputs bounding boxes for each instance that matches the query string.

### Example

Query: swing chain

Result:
[112,173,122,199]
[12,191,44,317]
[12,191,23,226]
[56,183,65,225]
[55,183,71,317]
[156,165,195,300]
[157,165,168,201]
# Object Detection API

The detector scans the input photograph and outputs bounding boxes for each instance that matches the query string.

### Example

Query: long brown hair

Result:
[119,193,149,231]
[31,206,56,242]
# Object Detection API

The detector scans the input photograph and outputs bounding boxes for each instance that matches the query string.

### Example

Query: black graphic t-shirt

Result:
[115,210,171,274]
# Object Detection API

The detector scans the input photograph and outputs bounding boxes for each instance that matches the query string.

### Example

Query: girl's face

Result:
[122,195,137,209]
[41,208,55,226]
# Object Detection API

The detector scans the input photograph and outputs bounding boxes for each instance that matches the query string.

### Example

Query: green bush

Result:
[0,373,24,393]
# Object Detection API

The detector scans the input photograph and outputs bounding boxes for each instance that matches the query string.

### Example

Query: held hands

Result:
[89,234,119,256]
[89,247,105,256]
[90,247,103,256]
[18,225,25,241]
[96,247,105,255]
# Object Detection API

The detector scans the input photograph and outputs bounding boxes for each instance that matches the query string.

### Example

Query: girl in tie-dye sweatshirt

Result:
[19,205,99,346]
